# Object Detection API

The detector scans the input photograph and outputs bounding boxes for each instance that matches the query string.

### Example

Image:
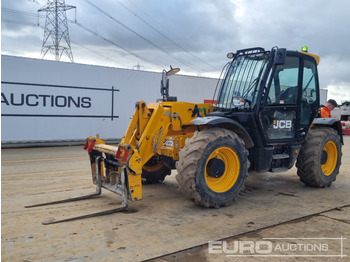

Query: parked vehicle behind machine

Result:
[340,101,350,121]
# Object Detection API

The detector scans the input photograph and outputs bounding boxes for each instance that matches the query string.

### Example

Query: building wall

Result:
[1,55,217,145]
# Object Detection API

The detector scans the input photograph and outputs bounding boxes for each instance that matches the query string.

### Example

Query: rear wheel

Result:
[296,127,342,187]
[176,128,249,208]
[142,158,171,184]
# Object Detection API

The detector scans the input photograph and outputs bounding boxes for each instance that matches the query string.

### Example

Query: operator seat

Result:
[276,86,298,104]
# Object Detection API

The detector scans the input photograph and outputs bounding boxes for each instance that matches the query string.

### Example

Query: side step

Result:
[25,157,128,225]
[270,167,289,173]
[271,153,290,172]
[272,153,290,160]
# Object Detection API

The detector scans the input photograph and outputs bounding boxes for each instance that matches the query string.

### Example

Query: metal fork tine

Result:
[24,192,101,208]
[42,203,128,225]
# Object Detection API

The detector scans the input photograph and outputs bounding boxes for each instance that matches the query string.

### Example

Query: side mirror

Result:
[160,66,180,102]
[274,48,287,65]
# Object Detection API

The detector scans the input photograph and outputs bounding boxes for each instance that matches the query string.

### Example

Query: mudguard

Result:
[312,117,344,144]
[191,116,254,148]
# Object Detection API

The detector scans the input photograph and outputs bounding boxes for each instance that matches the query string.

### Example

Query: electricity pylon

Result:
[38,0,76,62]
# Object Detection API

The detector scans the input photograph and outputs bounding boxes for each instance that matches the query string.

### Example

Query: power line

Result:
[27,0,42,5]
[2,18,127,67]
[72,21,164,68]
[2,9,163,69]
[70,41,130,68]
[83,0,205,72]
[2,7,45,18]
[126,0,216,64]
[116,0,218,71]
[1,18,40,28]
[4,4,217,73]
[126,0,193,48]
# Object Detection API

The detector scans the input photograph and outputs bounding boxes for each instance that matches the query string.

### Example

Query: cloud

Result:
[1,0,350,101]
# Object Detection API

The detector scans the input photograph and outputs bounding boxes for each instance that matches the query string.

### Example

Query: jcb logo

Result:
[273,120,292,129]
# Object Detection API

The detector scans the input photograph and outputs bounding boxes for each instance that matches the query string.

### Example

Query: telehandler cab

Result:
[28,46,343,224]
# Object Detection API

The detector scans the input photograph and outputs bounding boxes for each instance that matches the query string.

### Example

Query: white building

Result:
[1,55,217,146]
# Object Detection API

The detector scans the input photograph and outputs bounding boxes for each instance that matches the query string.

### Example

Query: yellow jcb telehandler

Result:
[27,47,343,224]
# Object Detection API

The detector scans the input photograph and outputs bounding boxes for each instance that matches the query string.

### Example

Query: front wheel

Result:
[142,158,171,184]
[296,127,342,187]
[176,128,249,208]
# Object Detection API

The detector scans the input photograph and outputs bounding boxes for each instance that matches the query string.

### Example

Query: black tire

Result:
[176,128,249,208]
[141,158,171,184]
[296,127,342,187]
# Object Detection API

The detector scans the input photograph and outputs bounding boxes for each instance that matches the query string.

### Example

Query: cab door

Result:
[259,55,301,143]
[259,53,319,144]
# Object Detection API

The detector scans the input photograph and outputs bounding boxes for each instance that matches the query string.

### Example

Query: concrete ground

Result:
[2,136,350,262]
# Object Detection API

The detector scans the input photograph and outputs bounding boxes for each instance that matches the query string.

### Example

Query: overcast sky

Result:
[2,0,350,103]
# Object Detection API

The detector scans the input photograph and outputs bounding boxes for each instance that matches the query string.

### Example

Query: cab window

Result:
[267,57,300,105]
[300,58,318,125]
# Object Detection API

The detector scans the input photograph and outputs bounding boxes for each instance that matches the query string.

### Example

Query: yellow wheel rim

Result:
[143,161,163,172]
[205,147,240,193]
[321,141,338,176]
